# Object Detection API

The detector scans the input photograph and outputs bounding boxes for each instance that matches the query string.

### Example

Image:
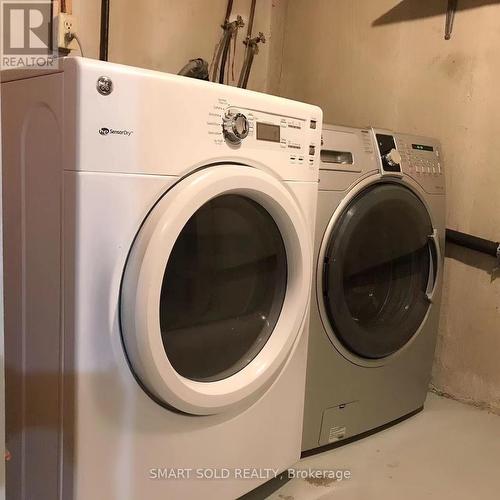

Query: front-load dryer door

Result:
[319,183,441,365]
[120,164,311,415]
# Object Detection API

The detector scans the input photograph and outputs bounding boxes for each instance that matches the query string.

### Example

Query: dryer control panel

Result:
[207,99,321,171]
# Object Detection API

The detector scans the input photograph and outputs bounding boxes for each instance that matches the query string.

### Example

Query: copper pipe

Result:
[246,0,257,41]
[224,0,234,24]
[99,0,110,61]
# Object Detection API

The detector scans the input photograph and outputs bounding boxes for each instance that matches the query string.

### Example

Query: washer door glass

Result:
[323,184,435,359]
[160,194,287,382]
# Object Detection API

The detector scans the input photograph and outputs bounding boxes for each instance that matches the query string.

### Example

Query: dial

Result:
[223,111,249,144]
[384,148,402,167]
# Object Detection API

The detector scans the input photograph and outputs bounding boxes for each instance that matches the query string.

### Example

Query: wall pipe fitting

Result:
[446,228,500,259]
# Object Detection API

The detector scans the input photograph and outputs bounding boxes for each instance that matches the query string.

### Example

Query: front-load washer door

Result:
[319,183,441,364]
[120,164,312,415]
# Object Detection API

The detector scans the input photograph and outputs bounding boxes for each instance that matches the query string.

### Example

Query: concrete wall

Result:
[72,0,101,59]
[71,0,287,92]
[276,0,500,413]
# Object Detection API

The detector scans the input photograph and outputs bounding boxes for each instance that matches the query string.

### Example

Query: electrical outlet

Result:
[57,13,78,51]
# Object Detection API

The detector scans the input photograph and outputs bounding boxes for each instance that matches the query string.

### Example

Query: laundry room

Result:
[0,0,499,499]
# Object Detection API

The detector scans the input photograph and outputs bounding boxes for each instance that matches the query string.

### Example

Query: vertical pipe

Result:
[445,0,458,40]
[246,0,257,41]
[99,0,110,61]
[218,0,235,84]
[60,0,72,14]
[0,75,5,500]
[224,0,234,24]
[240,45,256,89]
[238,0,257,87]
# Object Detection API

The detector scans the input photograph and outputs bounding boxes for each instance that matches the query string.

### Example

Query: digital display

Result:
[257,122,280,143]
[412,144,434,152]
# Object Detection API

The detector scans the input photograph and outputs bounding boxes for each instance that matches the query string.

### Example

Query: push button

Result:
[309,145,316,156]
[310,120,317,129]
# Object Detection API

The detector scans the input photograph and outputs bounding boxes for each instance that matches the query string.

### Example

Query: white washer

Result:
[1,58,322,499]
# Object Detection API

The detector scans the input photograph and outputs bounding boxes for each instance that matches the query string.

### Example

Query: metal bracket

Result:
[244,32,266,54]
[445,0,458,40]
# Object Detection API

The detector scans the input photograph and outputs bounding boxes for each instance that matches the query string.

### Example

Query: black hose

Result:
[446,228,499,258]
[99,0,110,61]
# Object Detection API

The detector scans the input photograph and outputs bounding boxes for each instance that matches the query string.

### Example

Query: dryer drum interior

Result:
[322,183,438,359]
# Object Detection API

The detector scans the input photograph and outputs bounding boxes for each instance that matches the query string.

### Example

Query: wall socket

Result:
[57,13,78,51]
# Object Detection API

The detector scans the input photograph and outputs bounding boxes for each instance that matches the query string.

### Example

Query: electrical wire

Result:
[66,32,84,57]
[72,33,85,57]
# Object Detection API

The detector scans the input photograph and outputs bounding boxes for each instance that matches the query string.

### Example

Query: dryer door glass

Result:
[159,194,287,382]
[323,184,434,359]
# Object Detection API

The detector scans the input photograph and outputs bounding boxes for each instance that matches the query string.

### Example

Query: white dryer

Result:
[1,58,322,499]
[302,124,446,454]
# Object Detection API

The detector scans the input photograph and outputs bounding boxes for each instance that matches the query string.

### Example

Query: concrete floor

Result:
[267,394,500,500]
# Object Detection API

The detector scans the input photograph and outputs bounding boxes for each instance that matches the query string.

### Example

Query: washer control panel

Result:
[207,100,320,170]
[395,133,445,194]
[395,135,443,177]
[373,129,445,194]
[376,133,403,174]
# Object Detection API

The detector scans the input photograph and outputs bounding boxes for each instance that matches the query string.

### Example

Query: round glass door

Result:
[322,183,437,360]
[160,194,287,382]
[120,164,311,415]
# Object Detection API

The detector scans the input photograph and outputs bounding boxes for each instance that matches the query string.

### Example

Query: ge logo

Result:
[97,76,113,96]
[99,127,110,136]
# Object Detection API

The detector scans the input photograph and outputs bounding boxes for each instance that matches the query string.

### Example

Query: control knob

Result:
[384,148,402,168]
[223,111,249,144]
